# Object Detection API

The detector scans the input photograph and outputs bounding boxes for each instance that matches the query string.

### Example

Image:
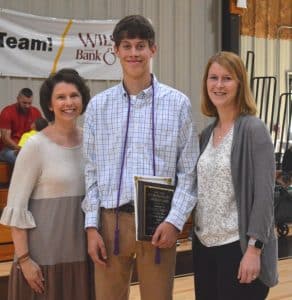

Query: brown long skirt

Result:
[8,260,95,300]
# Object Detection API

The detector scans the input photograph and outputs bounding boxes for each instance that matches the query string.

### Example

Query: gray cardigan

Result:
[198,114,278,287]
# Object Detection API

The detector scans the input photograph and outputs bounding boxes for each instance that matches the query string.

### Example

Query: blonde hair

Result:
[201,51,257,117]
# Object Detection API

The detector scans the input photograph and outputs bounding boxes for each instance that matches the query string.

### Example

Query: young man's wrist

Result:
[86,226,98,232]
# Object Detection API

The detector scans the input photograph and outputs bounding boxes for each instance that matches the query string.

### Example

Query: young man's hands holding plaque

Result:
[134,175,177,244]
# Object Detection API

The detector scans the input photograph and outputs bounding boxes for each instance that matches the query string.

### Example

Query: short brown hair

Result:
[113,15,155,47]
[39,68,90,122]
[201,51,257,117]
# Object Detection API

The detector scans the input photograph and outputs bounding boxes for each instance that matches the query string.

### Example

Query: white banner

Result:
[0,9,122,80]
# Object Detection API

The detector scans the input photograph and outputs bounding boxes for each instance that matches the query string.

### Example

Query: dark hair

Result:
[201,51,257,117]
[34,117,49,131]
[39,68,90,121]
[113,15,155,47]
[19,88,33,98]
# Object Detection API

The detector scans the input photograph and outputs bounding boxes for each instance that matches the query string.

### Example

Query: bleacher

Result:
[0,162,13,299]
[0,162,14,262]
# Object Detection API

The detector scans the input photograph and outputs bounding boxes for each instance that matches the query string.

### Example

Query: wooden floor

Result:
[129,258,292,300]
[1,255,291,299]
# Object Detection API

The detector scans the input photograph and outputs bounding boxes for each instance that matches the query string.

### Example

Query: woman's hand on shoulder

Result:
[20,258,45,294]
[237,246,261,284]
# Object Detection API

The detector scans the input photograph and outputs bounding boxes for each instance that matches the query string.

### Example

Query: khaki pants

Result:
[94,210,176,300]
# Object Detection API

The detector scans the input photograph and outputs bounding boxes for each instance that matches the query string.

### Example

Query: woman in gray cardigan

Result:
[192,51,278,300]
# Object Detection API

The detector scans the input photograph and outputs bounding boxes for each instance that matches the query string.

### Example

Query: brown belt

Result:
[102,203,135,213]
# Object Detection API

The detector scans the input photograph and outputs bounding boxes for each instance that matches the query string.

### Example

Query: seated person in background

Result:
[282,146,292,175]
[18,117,48,148]
[276,146,292,188]
[0,88,42,165]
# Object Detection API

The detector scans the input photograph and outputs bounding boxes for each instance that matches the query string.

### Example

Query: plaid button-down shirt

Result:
[82,76,199,231]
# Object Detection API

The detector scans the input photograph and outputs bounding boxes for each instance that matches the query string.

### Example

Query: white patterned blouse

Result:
[195,126,239,247]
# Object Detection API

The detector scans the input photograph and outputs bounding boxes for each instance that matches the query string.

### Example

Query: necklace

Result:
[214,122,234,144]
[114,74,156,256]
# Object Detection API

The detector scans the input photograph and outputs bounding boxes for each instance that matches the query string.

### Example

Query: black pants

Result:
[192,235,269,300]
